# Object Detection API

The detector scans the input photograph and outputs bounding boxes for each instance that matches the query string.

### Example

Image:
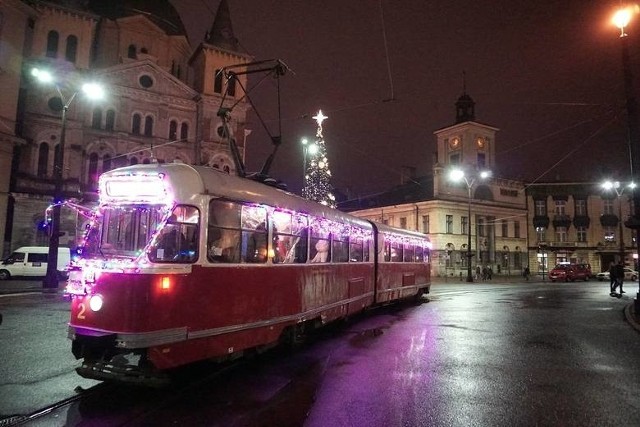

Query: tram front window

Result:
[149,205,199,263]
[91,205,164,257]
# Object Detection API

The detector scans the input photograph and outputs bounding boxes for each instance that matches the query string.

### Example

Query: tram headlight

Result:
[89,294,104,312]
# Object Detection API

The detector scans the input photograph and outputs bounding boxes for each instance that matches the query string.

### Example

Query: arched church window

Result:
[144,116,153,137]
[46,31,59,58]
[105,110,115,131]
[88,153,99,189]
[127,44,136,59]
[180,122,188,140]
[132,114,141,134]
[37,143,49,177]
[92,108,102,129]
[214,69,223,93]
[169,120,177,140]
[65,35,78,62]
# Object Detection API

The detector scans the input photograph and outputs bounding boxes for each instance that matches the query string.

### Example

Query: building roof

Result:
[87,0,187,37]
[338,175,434,212]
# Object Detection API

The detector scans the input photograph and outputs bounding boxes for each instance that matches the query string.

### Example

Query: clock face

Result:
[449,137,460,149]
[476,137,485,148]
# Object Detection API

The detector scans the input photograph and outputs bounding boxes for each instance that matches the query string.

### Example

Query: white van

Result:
[0,246,71,280]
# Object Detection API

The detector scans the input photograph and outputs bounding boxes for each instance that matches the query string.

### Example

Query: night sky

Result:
[173,0,640,199]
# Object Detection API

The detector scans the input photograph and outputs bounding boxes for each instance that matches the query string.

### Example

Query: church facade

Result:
[3,0,251,253]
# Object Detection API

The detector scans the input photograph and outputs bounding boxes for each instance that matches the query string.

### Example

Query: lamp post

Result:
[449,168,491,282]
[31,68,104,290]
[300,137,317,198]
[602,180,636,264]
[612,6,640,309]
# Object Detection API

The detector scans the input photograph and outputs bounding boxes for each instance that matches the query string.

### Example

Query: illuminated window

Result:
[535,200,546,216]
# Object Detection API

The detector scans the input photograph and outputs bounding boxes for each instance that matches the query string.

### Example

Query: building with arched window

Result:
[4,0,252,252]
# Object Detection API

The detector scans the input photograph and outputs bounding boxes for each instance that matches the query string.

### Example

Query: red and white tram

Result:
[66,162,431,384]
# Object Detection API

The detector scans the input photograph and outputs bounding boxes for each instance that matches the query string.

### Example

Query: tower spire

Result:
[455,71,475,123]
[206,0,238,51]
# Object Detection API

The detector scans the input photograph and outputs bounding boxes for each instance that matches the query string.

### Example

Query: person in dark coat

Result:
[612,261,625,295]
[608,262,616,293]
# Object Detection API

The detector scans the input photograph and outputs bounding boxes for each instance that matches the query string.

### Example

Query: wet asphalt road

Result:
[1,280,639,426]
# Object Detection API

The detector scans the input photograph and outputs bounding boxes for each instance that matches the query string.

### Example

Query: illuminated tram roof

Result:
[99,162,377,230]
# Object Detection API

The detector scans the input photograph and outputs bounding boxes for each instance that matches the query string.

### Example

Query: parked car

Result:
[548,263,591,282]
[596,267,638,281]
[0,246,70,280]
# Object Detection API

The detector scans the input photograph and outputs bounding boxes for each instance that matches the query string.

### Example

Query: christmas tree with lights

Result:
[303,110,336,208]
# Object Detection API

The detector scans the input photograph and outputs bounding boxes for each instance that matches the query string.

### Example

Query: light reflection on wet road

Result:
[16,282,640,426]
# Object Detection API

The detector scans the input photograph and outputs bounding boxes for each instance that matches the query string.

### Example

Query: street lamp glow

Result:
[449,169,465,181]
[31,67,53,83]
[613,8,631,32]
[448,167,491,283]
[613,5,640,36]
[82,82,105,100]
[31,67,105,290]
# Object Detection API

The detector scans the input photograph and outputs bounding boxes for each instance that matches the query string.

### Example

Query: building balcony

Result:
[533,215,550,228]
[573,215,590,228]
[600,214,619,227]
[552,214,572,228]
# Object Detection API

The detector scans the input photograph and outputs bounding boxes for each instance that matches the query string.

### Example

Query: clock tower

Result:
[433,92,499,197]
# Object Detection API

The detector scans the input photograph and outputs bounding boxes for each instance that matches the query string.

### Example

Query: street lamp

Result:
[31,67,104,290]
[301,137,317,198]
[449,168,491,282]
[601,180,636,264]
[611,6,640,310]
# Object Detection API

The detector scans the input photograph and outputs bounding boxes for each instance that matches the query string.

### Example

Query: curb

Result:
[624,302,640,333]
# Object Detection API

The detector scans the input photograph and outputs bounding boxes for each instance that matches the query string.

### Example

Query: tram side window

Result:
[241,205,268,263]
[309,222,330,263]
[272,211,308,264]
[403,243,415,262]
[349,237,363,262]
[383,240,391,262]
[390,241,402,262]
[332,233,349,263]
[415,245,424,262]
[208,200,241,263]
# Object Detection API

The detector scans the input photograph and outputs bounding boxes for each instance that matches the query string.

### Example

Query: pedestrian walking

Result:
[523,266,530,281]
[608,262,616,293]
[611,261,625,296]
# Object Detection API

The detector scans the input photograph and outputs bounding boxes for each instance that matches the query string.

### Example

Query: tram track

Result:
[2,359,248,426]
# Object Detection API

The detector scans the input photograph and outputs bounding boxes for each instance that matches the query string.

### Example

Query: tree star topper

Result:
[313,110,328,126]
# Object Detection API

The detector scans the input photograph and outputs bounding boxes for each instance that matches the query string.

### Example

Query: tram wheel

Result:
[0,269,10,280]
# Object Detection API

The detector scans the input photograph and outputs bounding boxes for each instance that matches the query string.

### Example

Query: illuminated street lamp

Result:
[301,137,318,198]
[449,168,491,282]
[601,180,636,263]
[611,6,640,309]
[31,67,104,290]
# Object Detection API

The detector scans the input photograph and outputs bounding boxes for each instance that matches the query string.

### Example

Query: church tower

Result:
[188,0,252,171]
